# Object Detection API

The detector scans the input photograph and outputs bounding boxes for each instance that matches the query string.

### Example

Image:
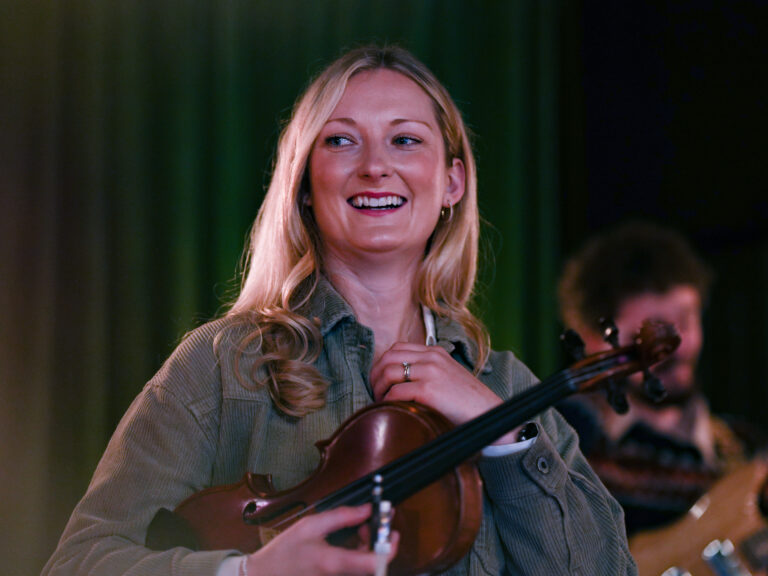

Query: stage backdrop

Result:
[1,2,562,573]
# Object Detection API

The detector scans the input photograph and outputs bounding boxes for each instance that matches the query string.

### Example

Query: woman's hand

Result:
[370,343,518,444]
[244,504,399,576]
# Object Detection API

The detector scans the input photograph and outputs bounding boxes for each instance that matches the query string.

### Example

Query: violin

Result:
[146,320,680,575]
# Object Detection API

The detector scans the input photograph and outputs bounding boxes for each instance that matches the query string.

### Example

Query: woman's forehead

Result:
[327,68,438,124]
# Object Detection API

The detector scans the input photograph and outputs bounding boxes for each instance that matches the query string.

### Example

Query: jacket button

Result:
[537,457,550,474]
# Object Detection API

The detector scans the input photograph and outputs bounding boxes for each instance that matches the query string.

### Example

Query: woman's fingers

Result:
[370,343,435,400]
[298,504,372,539]
[248,504,399,575]
[370,342,503,424]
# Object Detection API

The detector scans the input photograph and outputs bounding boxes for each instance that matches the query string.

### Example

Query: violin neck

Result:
[316,368,583,512]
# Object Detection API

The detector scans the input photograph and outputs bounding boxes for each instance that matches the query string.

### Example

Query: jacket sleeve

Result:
[473,352,637,576]
[41,324,239,576]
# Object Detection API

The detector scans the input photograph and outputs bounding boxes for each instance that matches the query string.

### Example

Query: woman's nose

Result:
[357,141,391,180]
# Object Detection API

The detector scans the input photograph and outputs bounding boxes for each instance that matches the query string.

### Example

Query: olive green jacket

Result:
[42,278,636,575]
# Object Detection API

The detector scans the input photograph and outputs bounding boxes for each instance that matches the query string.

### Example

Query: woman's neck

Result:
[323,254,426,361]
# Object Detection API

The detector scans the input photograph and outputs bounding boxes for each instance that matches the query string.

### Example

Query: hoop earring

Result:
[440,202,453,222]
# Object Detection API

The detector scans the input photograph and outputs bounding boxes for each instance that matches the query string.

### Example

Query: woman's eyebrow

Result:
[324,117,356,126]
[391,118,433,128]
[324,117,433,128]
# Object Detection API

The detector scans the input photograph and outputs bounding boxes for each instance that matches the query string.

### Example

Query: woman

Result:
[42,45,636,575]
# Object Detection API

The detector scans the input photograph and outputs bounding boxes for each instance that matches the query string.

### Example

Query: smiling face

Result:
[307,68,465,267]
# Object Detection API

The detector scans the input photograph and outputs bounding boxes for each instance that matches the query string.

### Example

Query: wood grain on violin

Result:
[146,321,680,576]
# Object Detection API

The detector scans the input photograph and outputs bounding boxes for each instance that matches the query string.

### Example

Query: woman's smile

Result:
[308,68,464,261]
[347,191,406,211]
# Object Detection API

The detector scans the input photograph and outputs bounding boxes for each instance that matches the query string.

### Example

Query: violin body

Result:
[170,401,483,576]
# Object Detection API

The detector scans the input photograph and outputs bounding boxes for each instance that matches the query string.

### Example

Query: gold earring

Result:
[440,202,453,222]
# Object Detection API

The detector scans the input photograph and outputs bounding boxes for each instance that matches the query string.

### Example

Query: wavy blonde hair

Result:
[228,45,489,417]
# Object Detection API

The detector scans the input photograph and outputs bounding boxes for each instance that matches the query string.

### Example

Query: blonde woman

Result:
[43,45,635,576]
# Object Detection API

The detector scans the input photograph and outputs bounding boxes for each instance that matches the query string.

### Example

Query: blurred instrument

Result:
[630,459,768,576]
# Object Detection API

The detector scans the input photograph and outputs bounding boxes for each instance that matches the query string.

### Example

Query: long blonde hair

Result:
[228,45,489,417]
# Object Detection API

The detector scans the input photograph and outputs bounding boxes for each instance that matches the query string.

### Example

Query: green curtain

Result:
[1,1,562,573]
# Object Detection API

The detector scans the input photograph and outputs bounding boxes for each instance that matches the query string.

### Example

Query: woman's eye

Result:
[393,135,422,146]
[325,135,353,147]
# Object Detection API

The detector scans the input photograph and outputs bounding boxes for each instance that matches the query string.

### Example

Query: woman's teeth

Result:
[350,195,404,209]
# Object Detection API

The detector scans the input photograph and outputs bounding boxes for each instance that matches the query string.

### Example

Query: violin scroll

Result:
[564,319,680,407]
[634,320,682,368]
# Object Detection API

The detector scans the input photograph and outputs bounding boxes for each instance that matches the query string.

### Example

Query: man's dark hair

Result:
[558,221,713,333]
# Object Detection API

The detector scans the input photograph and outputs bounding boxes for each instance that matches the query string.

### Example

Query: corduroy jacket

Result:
[42,278,636,575]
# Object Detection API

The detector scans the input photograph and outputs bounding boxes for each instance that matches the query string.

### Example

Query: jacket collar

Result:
[303,275,357,337]
[433,312,489,373]
[304,275,486,372]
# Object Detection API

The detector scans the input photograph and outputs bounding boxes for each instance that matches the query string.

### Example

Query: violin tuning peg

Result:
[606,381,630,415]
[599,317,620,349]
[643,369,667,403]
[560,329,586,361]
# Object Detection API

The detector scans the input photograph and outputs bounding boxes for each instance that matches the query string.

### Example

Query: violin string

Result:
[271,350,637,528]
[267,380,563,530]
[318,352,632,512]
[357,353,624,508]
[366,356,620,503]
[381,373,575,502]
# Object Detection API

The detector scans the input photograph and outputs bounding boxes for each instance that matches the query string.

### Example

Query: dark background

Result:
[560,0,768,418]
[2,1,767,574]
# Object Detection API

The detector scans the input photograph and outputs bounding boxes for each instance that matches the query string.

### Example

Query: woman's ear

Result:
[444,157,466,207]
[302,188,312,206]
